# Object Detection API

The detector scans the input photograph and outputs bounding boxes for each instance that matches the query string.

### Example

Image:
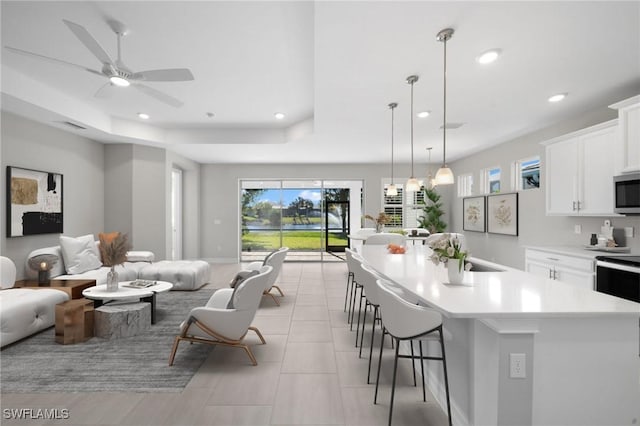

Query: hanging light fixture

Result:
[435,28,455,185]
[426,147,436,189]
[405,75,421,192]
[387,102,399,197]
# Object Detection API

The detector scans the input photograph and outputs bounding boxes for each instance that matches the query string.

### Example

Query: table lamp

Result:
[27,254,58,285]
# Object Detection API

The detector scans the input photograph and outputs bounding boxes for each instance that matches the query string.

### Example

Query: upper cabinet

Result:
[542,120,620,216]
[609,95,640,174]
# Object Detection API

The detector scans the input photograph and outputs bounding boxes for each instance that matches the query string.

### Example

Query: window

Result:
[382,180,424,228]
[512,156,540,191]
[457,173,473,197]
[481,167,501,194]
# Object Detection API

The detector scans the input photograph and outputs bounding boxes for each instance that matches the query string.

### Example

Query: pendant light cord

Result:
[391,105,395,182]
[442,36,447,167]
[410,79,415,177]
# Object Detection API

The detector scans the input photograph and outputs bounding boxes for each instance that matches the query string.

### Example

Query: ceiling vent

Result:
[57,121,87,130]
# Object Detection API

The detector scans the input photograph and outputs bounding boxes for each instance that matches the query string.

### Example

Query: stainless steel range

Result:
[595,255,640,303]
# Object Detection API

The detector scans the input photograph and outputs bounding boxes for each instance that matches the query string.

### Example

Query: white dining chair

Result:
[364,233,406,246]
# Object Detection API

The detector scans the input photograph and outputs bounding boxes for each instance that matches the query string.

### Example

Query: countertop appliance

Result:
[595,255,640,303]
[613,173,640,214]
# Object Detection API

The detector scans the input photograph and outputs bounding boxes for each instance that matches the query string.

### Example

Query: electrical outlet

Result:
[625,227,634,238]
[510,353,526,379]
[574,225,582,234]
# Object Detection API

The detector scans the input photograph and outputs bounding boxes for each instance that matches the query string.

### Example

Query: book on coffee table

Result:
[123,279,158,289]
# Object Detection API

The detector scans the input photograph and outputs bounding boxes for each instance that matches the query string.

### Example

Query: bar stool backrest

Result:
[359,263,384,306]
[375,278,442,339]
[364,233,406,246]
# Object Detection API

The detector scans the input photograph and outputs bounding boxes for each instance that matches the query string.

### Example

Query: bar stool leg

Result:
[374,326,387,405]
[359,300,368,356]
[419,340,426,402]
[410,340,417,386]
[439,327,453,426]
[388,337,400,426]
[367,305,378,384]
[344,272,352,312]
[355,290,365,347]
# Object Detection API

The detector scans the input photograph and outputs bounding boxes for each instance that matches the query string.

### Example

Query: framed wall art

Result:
[6,166,63,237]
[487,192,518,236]
[463,196,486,232]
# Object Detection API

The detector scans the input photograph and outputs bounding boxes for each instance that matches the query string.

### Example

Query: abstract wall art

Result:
[6,166,63,237]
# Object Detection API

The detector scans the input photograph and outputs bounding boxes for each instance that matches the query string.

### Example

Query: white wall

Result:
[448,104,640,269]
[1,112,105,278]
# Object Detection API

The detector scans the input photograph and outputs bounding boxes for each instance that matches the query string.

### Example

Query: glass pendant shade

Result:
[435,166,455,185]
[386,184,398,196]
[405,177,421,192]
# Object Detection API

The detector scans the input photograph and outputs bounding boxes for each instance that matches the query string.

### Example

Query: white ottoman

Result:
[138,260,210,291]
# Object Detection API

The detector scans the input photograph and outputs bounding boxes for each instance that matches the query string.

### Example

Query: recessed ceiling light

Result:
[137,113,150,120]
[476,49,501,64]
[110,76,130,87]
[548,93,567,103]
[417,111,430,118]
[274,112,285,120]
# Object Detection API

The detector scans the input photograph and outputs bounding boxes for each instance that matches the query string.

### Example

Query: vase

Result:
[447,259,464,284]
[375,223,384,233]
[106,266,119,292]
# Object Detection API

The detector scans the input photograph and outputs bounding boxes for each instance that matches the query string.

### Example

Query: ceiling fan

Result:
[5,19,194,108]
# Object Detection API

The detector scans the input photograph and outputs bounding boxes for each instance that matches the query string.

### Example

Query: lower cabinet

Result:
[525,249,595,291]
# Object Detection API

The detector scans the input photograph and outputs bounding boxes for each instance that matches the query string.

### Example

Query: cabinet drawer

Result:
[525,249,594,273]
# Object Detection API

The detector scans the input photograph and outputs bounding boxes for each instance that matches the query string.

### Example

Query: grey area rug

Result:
[1,288,215,393]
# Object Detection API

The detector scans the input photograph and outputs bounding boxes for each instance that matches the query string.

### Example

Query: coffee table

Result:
[82,281,172,324]
[14,279,96,300]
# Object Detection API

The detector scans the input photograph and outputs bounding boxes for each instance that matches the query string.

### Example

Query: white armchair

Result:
[246,247,289,305]
[169,265,273,366]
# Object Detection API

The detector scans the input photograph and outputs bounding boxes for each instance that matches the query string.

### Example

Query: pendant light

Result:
[387,102,399,197]
[405,75,421,192]
[426,147,436,189]
[434,28,455,185]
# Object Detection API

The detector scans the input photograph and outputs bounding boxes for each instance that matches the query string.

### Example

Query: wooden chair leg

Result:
[249,326,266,344]
[168,336,181,366]
[241,344,258,366]
[266,292,280,306]
[272,285,285,297]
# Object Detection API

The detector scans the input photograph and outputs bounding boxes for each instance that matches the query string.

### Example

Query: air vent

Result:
[440,122,464,129]
[57,121,86,130]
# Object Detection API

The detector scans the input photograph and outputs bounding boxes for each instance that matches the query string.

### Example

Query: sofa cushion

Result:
[59,234,102,275]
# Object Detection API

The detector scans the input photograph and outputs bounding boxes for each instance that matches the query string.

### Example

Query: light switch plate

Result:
[574,225,582,234]
[624,227,634,238]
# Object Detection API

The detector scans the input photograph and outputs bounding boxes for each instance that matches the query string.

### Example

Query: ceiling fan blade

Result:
[94,82,116,98]
[4,46,104,76]
[63,19,114,66]
[133,83,184,108]
[131,68,194,82]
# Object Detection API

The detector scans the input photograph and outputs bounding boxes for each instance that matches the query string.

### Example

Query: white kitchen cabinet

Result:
[609,95,640,173]
[525,248,595,291]
[542,120,619,216]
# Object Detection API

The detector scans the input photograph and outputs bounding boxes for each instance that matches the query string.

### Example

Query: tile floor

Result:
[1,262,449,425]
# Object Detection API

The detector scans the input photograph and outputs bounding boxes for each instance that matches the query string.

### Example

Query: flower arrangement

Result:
[364,212,391,232]
[428,233,471,272]
[99,232,132,267]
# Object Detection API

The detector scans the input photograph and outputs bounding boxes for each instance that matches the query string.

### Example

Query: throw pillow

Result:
[227,269,259,309]
[59,234,102,274]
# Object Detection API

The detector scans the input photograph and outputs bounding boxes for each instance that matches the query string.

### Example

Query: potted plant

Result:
[364,212,391,233]
[418,187,447,234]
[99,232,132,291]
[428,233,470,284]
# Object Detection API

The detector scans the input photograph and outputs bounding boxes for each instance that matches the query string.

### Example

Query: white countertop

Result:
[360,245,640,319]
[525,245,635,259]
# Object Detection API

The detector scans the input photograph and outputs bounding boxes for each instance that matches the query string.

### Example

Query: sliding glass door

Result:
[240,180,362,261]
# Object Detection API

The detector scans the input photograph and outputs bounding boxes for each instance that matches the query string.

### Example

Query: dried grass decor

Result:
[99,232,132,267]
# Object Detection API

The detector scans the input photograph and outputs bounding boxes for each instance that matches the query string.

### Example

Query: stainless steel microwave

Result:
[614,173,640,214]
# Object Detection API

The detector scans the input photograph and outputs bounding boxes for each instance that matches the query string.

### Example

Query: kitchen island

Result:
[360,244,640,426]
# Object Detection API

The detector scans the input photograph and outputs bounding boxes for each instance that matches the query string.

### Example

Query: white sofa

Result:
[1,256,70,348]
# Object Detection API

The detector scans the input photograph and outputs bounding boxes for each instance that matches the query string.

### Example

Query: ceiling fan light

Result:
[405,177,421,192]
[386,184,398,197]
[110,75,130,87]
[435,166,455,185]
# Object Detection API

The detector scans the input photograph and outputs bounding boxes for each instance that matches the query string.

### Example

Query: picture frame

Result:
[487,192,518,236]
[6,166,63,237]
[462,196,486,232]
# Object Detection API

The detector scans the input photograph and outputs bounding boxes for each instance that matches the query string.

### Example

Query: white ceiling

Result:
[2,1,639,165]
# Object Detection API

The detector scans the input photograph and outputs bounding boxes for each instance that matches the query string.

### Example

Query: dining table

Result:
[359,244,640,426]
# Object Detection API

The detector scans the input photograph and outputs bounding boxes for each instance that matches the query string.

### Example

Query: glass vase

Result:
[375,223,384,233]
[447,259,464,284]
[106,266,119,292]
